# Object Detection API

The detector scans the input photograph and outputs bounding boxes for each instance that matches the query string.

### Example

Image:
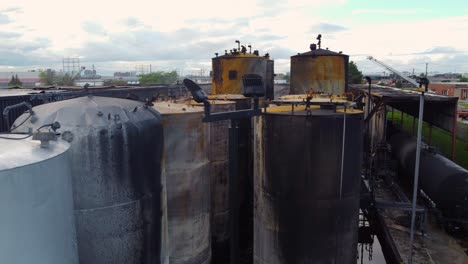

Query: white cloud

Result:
[0,0,466,75]
[351,9,423,15]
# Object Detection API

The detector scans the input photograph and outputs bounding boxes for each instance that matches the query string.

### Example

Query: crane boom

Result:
[367,56,419,87]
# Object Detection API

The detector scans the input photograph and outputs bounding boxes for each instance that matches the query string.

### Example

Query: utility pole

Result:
[408,77,429,264]
[92,64,96,87]
[425,63,428,77]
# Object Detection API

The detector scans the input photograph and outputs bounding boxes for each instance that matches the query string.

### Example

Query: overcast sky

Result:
[0,0,467,75]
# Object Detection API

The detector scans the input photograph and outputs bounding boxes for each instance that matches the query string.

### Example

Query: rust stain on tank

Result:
[212,53,272,95]
[290,49,349,95]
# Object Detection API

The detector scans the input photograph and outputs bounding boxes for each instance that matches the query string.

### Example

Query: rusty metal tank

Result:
[12,96,166,264]
[0,137,78,264]
[152,102,211,264]
[290,44,349,95]
[212,47,274,99]
[185,99,236,261]
[253,105,363,264]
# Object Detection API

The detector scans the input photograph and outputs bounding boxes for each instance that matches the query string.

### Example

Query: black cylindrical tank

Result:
[389,132,468,221]
[152,102,211,264]
[253,105,363,263]
[13,96,166,264]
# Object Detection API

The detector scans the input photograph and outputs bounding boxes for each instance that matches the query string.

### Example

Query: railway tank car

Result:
[12,96,167,264]
[389,132,468,224]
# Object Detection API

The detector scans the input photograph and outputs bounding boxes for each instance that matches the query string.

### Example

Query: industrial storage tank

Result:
[253,104,363,263]
[0,136,78,264]
[290,41,349,95]
[13,96,166,264]
[152,102,211,264]
[185,99,236,261]
[212,42,274,99]
[389,132,468,222]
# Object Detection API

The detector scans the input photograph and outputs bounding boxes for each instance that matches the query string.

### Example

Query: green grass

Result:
[460,103,468,108]
[387,110,468,169]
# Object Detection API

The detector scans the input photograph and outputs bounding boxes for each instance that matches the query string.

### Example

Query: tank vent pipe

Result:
[339,105,347,200]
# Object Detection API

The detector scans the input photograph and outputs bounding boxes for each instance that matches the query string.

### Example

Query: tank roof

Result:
[292,48,348,57]
[12,95,156,130]
[208,94,248,100]
[264,105,362,116]
[0,137,69,171]
[213,52,270,59]
[152,102,203,114]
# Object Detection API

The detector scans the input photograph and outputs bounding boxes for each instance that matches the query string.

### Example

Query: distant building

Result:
[0,72,40,88]
[114,71,137,78]
[429,82,468,100]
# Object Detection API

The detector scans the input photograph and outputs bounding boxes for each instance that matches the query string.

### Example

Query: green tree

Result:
[8,74,22,87]
[39,69,56,85]
[15,74,22,86]
[459,76,468,82]
[395,80,403,88]
[348,61,363,84]
[139,71,179,85]
[8,75,15,87]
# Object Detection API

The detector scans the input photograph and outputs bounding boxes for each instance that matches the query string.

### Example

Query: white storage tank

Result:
[0,135,78,264]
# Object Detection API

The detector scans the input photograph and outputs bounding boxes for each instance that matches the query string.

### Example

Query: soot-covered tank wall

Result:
[253,106,363,264]
[152,102,211,264]
[13,96,166,264]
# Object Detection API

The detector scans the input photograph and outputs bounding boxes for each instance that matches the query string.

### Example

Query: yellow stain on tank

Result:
[212,52,271,95]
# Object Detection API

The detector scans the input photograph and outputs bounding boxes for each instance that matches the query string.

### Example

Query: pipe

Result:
[408,91,425,264]
[3,101,33,131]
[452,106,457,160]
[229,120,239,264]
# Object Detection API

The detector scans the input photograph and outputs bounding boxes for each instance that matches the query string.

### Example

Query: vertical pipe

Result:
[391,107,394,122]
[229,120,239,264]
[339,106,347,200]
[408,92,425,264]
[400,111,404,129]
[452,107,457,160]
[428,124,433,145]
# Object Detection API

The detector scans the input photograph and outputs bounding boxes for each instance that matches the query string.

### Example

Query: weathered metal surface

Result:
[290,49,349,95]
[207,94,254,262]
[13,96,166,264]
[253,106,363,264]
[152,102,211,264]
[0,138,77,264]
[212,53,273,95]
[0,85,184,132]
[389,132,468,222]
[186,99,237,261]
